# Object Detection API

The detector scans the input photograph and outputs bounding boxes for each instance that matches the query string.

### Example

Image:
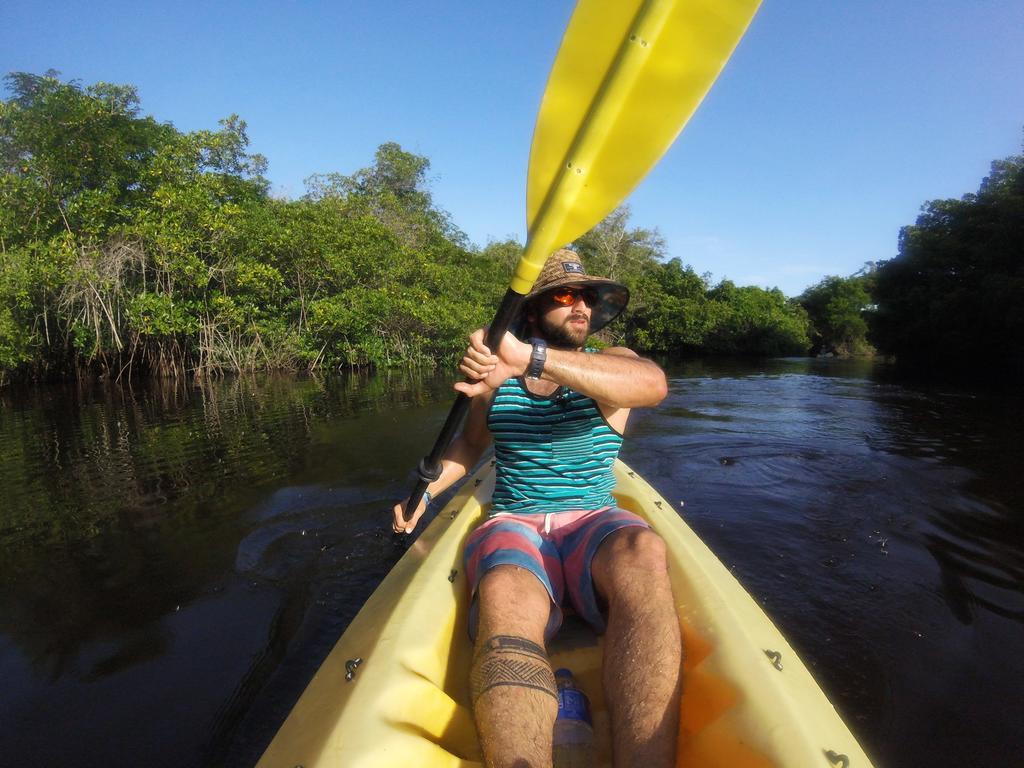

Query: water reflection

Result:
[0,371,453,766]
[865,383,1024,626]
[1,361,1021,767]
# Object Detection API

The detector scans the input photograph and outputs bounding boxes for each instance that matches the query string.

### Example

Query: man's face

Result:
[533,286,596,349]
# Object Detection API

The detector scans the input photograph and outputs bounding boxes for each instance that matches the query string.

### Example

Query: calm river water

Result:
[1,359,1021,767]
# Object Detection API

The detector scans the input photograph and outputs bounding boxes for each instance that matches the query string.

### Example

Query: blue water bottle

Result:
[552,668,594,768]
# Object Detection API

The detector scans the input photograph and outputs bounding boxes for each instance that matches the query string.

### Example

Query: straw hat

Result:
[524,249,630,332]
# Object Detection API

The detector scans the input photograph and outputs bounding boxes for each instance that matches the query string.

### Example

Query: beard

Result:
[537,312,590,349]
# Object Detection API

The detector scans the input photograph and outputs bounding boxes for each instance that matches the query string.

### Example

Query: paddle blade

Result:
[511,0,761,294]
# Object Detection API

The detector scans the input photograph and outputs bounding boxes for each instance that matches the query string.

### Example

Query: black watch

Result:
[526,338,547,379]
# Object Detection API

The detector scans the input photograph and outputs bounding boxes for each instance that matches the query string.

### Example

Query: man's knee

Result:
[598,526,668,569]
[479,563,550,600]
[477,565,552,634]
[592,527,670,597]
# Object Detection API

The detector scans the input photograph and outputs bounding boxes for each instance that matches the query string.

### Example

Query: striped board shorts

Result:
[463,506,649,640]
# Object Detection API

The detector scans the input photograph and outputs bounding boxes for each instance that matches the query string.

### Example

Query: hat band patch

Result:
[561,262,585,274]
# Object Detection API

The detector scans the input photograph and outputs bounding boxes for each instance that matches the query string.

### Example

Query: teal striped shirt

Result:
[487,376,623,515]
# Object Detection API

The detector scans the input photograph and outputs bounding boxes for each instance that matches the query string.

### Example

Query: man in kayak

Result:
[392,249,681,768]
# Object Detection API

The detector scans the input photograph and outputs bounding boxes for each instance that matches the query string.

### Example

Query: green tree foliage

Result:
[1,72,815,385]
[572,207,810,356]
[478,238,523,272]
[304,141,467,249]
[871,142,1024,374]
[573,205,667,283]
[701,282,811,357]
[798,273,875,356]
[0,71,276,378]
[0,73,499,381]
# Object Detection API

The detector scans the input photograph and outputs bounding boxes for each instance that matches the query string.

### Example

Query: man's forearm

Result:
[425,433,490,499]
[539,349,668,408]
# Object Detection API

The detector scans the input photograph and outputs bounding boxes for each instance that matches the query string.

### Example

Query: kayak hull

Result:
[256,459,874,767]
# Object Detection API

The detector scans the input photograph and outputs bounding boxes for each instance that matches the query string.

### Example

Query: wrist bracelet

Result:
[423,490,433,506]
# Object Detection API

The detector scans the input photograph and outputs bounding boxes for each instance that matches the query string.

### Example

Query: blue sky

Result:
[4,0,1022,296]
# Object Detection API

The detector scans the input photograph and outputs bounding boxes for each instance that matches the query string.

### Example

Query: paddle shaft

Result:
[402,288,524,521]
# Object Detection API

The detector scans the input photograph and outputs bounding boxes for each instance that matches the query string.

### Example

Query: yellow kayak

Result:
[256,458,875,767]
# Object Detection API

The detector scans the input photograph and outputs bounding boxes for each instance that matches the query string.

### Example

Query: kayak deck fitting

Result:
[256,458,874,767]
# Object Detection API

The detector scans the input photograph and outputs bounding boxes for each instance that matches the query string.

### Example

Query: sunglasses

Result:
[548,286,599,308]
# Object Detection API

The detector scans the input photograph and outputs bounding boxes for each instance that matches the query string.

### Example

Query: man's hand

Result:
[392,495,428,534]
[453,328,531,398]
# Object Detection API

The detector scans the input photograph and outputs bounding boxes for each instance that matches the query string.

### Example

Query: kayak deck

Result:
[256,459,874,767]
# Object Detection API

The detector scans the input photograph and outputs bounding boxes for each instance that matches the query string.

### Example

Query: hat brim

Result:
[525,277,630,333]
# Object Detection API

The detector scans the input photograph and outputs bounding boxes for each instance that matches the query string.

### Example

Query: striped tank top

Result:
[487,376,623,515]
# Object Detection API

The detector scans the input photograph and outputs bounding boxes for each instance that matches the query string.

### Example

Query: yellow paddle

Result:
[404,0,762,520]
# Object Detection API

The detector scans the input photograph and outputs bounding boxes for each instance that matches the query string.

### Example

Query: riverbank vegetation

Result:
[2,72,1020,384]
[870,146,1023,376]
[0,72,507,384]
[797,272,876,357]
[0,72,811,385]
[804,138,1023,376]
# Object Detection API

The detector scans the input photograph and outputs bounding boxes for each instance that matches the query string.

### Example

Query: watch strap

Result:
[526,338,547,379]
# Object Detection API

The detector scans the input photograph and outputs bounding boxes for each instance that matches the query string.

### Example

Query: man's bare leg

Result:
[472,565,558,768]
[592,528,683,768]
